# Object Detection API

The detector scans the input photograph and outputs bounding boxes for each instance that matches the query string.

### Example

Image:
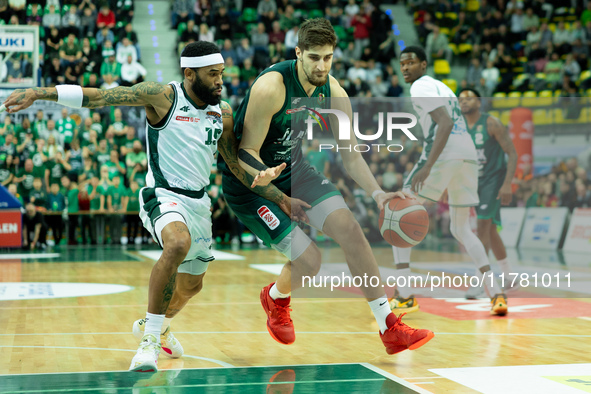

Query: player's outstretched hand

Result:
[497,183,512,205]
[2,89,37,113]
[251,162,287,188]
[374,191,415,211]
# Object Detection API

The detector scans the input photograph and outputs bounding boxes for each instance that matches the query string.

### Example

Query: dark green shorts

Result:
[476,174,504,226]
[223,165,341,246]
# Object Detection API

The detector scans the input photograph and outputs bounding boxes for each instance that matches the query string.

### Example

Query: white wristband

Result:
[56,85,83,108]
[372,190,385,200]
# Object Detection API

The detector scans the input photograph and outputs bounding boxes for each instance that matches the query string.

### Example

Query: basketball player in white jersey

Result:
[2,41,305,372]
[388,46,508,316]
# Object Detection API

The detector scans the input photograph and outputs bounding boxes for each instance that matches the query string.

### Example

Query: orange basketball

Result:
[379,197,429,248]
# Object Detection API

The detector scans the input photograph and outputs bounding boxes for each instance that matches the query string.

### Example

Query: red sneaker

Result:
[379,313,434,355]
[260,283,295,345]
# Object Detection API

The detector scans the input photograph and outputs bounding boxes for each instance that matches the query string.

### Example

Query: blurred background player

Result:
[459,88,519,299]
[389,46,508,316]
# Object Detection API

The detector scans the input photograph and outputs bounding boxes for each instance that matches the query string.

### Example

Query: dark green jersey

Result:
[465,113,506,179]
[221,60,331,191]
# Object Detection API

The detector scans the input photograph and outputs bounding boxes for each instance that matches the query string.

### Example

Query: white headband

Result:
[180,53,224,68]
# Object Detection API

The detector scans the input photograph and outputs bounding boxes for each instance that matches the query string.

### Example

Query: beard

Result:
[191,73,221,106]
[303,62,328,87]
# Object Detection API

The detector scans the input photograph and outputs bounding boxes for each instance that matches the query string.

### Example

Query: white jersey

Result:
[145,81,223,192]
[410,75,477,162]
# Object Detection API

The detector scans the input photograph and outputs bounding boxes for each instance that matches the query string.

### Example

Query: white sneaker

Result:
[133,319,184,358]
[129,334,161,372]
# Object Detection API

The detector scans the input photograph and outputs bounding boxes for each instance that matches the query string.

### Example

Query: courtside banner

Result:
[563,208,591,253]
[499,207,526,248]
[0,209,22,247]
[519,207,569,250]
[0,32,35,52]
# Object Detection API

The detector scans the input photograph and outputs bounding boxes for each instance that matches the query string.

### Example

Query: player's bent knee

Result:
[293,243,322,277]
[176,273,204,298]
[162,231,192,261]
[324,209,362,241]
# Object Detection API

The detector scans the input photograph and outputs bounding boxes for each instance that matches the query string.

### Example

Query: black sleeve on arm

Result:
[238,149,269,172]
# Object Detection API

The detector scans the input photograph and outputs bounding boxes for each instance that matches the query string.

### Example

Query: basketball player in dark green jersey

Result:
[459,89,519,298]
[219,18,434,354]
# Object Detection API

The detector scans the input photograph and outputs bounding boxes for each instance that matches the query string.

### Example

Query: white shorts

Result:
[139,187,214,275]
[404,159,479,207]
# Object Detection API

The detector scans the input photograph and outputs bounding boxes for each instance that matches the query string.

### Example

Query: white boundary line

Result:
[361,363,434,394]
[0,253,60,260]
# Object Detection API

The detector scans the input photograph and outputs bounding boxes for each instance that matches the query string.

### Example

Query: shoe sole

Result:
[260,288,294,345]
[386,331,435,354]
[491,305,508,316]
[391,304,420,314]
[129,367,157,373]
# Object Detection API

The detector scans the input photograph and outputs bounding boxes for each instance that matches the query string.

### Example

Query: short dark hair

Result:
[457,88,481,98]
[180,41,222,73]
[400,46,428,64]
[298,18,337,51]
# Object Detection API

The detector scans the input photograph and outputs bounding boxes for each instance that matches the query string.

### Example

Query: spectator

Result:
[46,183,66,245]
[344,0,360,26]
[236,38,255,66]
[43,4,61,30]
[23,203,48,250]
[9,0,26,23]
[198,23,214,42]
[61,4,81,37]
[284,25,299,59]
[258,0,277,31]
[116,37,138,65]
[120,126,139,157]
[67,140,84,180]
[522,8,540,32]
[66,181,80,245]
[544,52,564,89]
[79,155,97,185]
[44,134,63,160]
[120,55,147,86]
[56,108,78,150]
[105,149,126,181]
[509,7,526,41]
[583,3,591,28]
[426,26,452,65]
[370,75,388,97]
[125,140,147,179]
[553,21,572,55]
[45,120,61,145]
[80,6,97,38]
[45,151,71,190]
[129,162,147,187]
[251,23,270,59]
[482,60,500,96]
[32,111,47,140]
[563,54,581,82]
[325,0,344,26]
[240,58,258,85]
[386,75,403,98]
[29,177,48,209]
[351,11,372,59]
[59,33,83,69]
[96,4,116,29]
[467,58,484,88]
[220,39,237,64]
[8,183,23,205]
[88,174,106,244]
[269,20,285,45]
[96,26,115,48]
[107,175,127,244]
[214,6,232,40]
[365,59,382,83]
[100,54,122,83]
[539,22,553,48]
[222,57,240,89]
[347,60,367,82]
[65,62,86,84]
[115,0,135,21]
[1,153,14,186]
[45,27,62,58]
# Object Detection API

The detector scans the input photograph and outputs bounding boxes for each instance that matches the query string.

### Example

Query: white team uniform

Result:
[139,81,223,275]
[404,75,479,206]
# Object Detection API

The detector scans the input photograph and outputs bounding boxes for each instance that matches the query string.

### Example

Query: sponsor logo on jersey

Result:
[286,106,307,115]
[206,111,222,123]
[165,202,178,208]
[257,206,280,230]
[176,116,200,122]
[480,204,488,210]
[179,106,190,112]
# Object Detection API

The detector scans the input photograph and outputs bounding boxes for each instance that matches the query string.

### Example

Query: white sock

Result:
[497,258,511,276]
[369,296,391,334]
[162,317,173,334]
[144,312,164,341]
[270,283,290,300]
[392,246,413,298]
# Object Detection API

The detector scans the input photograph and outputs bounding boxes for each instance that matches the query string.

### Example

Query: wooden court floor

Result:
[0,242,590,393]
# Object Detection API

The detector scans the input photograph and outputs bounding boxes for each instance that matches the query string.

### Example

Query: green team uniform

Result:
[465,112,506,225]
[220,60,339,246]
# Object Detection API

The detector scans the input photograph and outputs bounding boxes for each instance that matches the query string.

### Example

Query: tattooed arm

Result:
[2,83,175,125]
[218,101,310,222]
